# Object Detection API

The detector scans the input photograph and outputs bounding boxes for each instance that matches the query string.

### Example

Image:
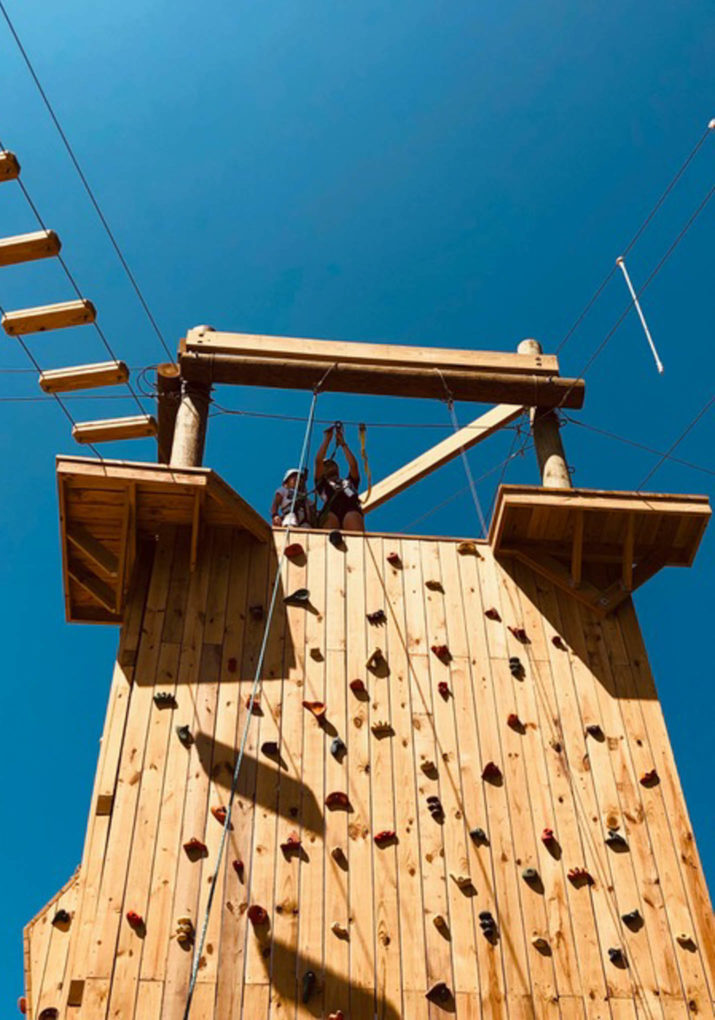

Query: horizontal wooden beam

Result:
[361,403,524,514]
[72,414,158,445]
[2,298,96,336]
[0,229,61,267]
[39,360,129,393]
[184,329,560,376]
[181,352,585,408]
[0,151,20,181]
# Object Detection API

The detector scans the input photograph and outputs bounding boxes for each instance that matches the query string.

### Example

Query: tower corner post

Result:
[517,338,572,489]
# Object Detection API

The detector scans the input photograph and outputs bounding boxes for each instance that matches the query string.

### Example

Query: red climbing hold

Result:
[484,607,501,621]
[281,830,302,853]
[349,678,365,694]
[507,713,521,730]
[328,1012,345,1020]
[552,635,567,651]
[227,657,237,673]
[248,904,268,926]
[211,805,228,825]
[232,858,244,880]
[387,552,401,567]
[640,768,659,786]
[18,997,27,1014]
[374,830,396,846]
[431,644,451,663]
[438,681,450,699]
[541,827,555,844]
[508,626,528,643]
[482,761,502,782]
[183,837,208,857]
[285,542,304,561]
[246,695,261,713]
[126,910,143,928]
[326,791,350,810]
[568,867,594,886]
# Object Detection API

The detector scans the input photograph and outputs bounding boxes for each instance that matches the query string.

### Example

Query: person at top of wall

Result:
[271,467,315,528]
[314,423,365,533]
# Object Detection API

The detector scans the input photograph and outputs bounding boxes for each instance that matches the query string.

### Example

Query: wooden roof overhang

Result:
[490,484,711,616]
[57,456,270,624]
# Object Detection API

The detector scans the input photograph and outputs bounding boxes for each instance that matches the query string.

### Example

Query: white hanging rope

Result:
[434,369,489,537]
[616,256,664,374]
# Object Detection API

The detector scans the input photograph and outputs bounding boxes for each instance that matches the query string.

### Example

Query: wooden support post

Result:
[156,363,181,464]
[169,377,211,468]
[517,338,572,488]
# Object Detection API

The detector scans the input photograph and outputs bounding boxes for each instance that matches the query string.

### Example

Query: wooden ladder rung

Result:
[72,414,158,444]
[39,360,129,393]
[0,151,20,181]
[2,298,96,336]
[0,230,61,267]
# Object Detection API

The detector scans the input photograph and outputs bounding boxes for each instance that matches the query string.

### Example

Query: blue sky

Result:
[2,0,713,1004]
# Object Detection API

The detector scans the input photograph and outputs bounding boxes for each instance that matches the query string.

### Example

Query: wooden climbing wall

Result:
[24,525,715,1020]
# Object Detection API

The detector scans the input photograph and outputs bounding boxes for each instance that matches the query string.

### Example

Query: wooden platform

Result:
[57,456,270,623]
[490,484,711,615]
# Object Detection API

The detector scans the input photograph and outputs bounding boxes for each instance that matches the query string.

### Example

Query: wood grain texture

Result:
[24,528,713,1020]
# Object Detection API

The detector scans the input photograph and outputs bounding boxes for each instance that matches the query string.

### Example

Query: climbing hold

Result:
[248,604,264,622]
[301,969,316,1003]
[17,997,27,1015]
[367,609,387,625]
[285,542,304,561]
[676,932,694,947]
[484,607,501,621]
[522,867,539,884]
[433,914,449,933]
[232,858,244,881]
[508,626,528,643]
[302,700,327,719]
[153,691,176,709]
[246,695,261,713]
[451,873,473,890]
[640,768,659,787]
[309,647,324,661]
[175,916,194,946]
[457,541,477,555]
[482,761,502,782]
[585,723,604,739]
[552,635,567,651]
[175,724,192,747]
[326,791,350,810]
[331,920,349,939]
[328,1013,345,1020]
[425,579,444,592]
[531,934,549,951]
[261,740,280,757]
[478,910,497,936]
[51,908,71,926]
[509,656,524,678]
[427,795,444,820]
[227,657,237,673]
[507,712,522,730]
[426,982,452,1003]
[330,736,347,759]
[622,909,642,927]
[541,828,555,845]
[470,827,488,844]
[567,867,594,886]
[126,910,143,928]
[38,1011,58,1020]
[438,680,450,699]
[183,837,207,857]
[608,947,626,966]
[550,739,563,753]
[280,830,302,853]
[328,530,343,549]
[386,552,401,567]
[366,647,387,672]
[421,758,437,774]
[331,846,346,865]
[371,719,393,736]
[605,828,628,850]
[374,830,396,846]
[431,643,452,663]
[283,588,310,607]
[349,678,366,694]
[211,805,228,825]
[247,904,268,926]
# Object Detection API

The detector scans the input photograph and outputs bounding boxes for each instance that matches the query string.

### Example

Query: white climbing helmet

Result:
[283,467,307,484]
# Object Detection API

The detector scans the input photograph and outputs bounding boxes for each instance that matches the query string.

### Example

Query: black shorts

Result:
[325,494,363,522]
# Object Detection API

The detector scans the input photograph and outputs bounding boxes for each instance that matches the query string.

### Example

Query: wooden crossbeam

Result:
[68,563,116,614]
[67,523,119,578]
[72,415,157,445]
[361,404,524,514]
[39,360,129,394]
[0,230,61,267]
[0,151,20,181]
[2,298,96,336]
[180,328,586,408]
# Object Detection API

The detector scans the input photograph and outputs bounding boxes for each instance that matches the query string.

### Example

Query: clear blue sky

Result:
[2,0,713,1005]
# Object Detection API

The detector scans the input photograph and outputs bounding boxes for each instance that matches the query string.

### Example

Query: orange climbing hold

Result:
[302,700,327,719]
[126,910,143,928]
[211,805,228,825]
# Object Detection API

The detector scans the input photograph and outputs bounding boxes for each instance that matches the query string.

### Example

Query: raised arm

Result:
[270,490,282,526]
[340,436,360,485]
[314,426,334,483]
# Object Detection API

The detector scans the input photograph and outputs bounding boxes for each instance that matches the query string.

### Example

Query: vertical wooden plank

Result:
[30,877,80,1019]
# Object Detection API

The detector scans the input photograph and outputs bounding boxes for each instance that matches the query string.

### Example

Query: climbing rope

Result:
[182,376,327,1020]
[435,369,489,538]
[358,422,372,501]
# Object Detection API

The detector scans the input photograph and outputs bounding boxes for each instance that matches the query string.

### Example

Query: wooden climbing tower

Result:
[21,327,714,1020]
